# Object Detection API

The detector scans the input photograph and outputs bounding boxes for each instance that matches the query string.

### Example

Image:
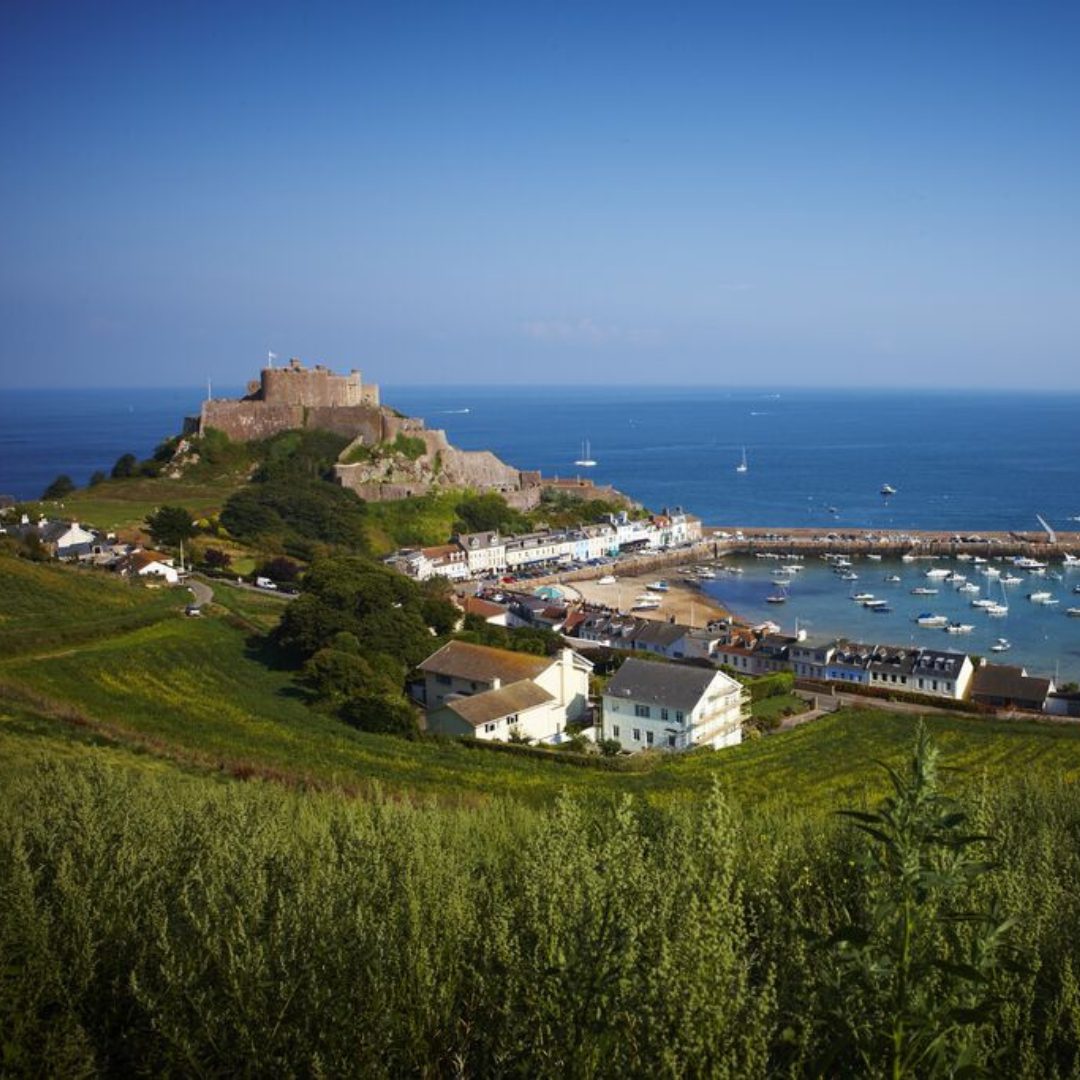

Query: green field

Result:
[7,553,1080,1075]
[43,473,246,533]
[5,554,1080,810]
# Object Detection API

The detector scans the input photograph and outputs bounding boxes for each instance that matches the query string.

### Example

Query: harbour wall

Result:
[524,528,1080,592]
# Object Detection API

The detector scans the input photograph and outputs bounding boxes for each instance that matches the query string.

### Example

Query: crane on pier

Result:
[1036,514,1057,545]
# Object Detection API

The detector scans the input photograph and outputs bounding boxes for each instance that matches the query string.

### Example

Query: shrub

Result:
[41,474,76,500]
[340,692,418,735]
[202,547,232,571]
[111,452,138,478]
[145,505,195,547]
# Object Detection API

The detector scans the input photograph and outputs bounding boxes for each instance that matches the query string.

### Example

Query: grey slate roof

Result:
[971,664,1051,704]
[442,680,555,726]
[630,621,691,648]
[604,658,721,713]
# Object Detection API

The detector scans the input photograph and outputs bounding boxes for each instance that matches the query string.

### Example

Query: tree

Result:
[340,692,418,735]
[258,556,300,583]
[111,453,138,479]
[145,506,196,548]
[88,470,107,487]
[453,492,526,535]
[41,475,76,500]
[202,547,232,571]
[805,725,1019,1078]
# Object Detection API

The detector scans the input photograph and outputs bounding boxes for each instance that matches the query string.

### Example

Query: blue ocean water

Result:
[387,386,1080,535]
[2,384,1079,677]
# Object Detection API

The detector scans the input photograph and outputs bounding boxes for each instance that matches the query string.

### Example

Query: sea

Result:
[3,384,1080,678]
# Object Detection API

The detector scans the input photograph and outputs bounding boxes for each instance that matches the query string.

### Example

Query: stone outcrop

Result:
[186,357,633,507]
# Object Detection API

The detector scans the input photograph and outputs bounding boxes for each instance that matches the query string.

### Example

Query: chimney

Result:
[491,677,501,690]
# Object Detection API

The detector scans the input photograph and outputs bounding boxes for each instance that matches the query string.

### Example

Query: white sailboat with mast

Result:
[736,446,748,473]
[574,439,597,467]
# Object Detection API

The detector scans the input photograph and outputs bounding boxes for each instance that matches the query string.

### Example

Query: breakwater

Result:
[708,527,1080,561]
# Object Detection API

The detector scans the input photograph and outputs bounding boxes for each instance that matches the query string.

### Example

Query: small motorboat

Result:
[990,638,1011,652]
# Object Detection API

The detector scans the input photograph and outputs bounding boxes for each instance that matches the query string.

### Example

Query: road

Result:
[187,576,214,608]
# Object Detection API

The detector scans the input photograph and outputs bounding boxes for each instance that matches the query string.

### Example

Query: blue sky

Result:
[1,1,1077,389]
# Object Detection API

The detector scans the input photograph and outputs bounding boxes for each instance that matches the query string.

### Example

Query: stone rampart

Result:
[257,361,374,408]
[200,401,305,442]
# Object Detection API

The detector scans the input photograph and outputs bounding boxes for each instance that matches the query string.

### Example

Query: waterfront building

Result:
[789,638,837,680]
[504,531,571,570]
[601,658,747,753]
[911,649,974,700]
[455,530,507,575]
[970,662,1051,711]
[823,643,874,685]
[625,620,694,659]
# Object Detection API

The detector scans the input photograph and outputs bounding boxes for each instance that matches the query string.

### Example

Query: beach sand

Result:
[564,570,727,628]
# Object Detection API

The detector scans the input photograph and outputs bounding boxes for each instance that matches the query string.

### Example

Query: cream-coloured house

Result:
[419,640,592,743]
[601,658,747,753]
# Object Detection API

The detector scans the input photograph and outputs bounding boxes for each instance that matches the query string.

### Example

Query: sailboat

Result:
[574,439,597,467]
[736,446,748,473]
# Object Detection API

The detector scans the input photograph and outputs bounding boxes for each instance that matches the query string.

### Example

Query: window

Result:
[646,731,654,746]
[675,711,684,723]
[660,708,669,721]
[634,704,651,718]
[436,673,452,686]
[633,728,641,741]
[668,734,676,748]
[612,724,620,738]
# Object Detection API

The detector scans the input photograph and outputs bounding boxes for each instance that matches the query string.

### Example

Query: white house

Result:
[910,649,974,700]
[129,550,179,585]
[601,658,747,753]
[420,544,470,581]
[419,640,593,743]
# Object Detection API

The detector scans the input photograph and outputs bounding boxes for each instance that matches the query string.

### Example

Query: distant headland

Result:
[186,358,630,511]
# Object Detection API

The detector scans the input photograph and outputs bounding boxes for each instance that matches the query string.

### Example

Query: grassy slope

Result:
[38,473,247,534]
[5,554,1080,809]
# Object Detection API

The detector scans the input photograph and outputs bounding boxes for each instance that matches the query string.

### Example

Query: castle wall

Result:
[200,401,305,441]
[260,366,365,407]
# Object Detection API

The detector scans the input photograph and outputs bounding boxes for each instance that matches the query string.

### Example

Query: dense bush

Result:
[221,481,369,551]
[3,739,1079,1076]
[41,474,76,500]
[145,505,195,547]
[745,671,795,702]
[453,491,528,535]
[110,452,138,478]
[275,555,457,670]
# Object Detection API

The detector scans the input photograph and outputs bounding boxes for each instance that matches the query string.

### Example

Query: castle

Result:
[187,358,628,509]
[193,358,383,442]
